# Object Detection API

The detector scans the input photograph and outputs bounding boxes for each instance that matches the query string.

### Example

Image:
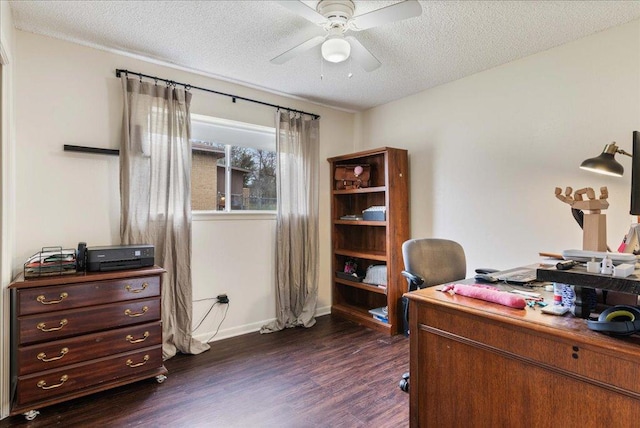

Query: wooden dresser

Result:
[406,283,640,427]
[9,266,167,420]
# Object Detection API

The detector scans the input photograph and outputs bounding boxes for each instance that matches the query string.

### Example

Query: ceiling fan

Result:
[271,0,422,72]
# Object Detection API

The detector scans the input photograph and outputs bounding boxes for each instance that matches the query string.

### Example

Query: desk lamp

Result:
[580,131,640,215]
[577,131,640,308]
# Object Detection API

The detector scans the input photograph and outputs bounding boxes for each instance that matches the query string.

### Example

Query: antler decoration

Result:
[554,186,609,213]
[555,186,609,251]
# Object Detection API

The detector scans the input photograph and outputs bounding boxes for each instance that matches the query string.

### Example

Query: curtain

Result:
[120,76,209,358]
[261,111,320,333]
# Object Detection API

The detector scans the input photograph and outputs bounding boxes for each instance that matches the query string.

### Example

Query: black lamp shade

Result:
[579,132,640,215]
[580,152,624,177]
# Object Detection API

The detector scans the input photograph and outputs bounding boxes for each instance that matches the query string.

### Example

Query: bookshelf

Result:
[328,147,409,334]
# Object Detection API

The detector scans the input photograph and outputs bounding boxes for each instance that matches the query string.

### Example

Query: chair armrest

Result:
[402,270,424,291]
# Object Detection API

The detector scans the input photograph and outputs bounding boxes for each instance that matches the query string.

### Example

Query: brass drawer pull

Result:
[124,306,149,317]
[37,347,69,362]
[36,292,69,305]
[125,282,148,293]
[126,354,150,368]
[37,319,68,332]
[37,375,68,390]
[126,331,150,344]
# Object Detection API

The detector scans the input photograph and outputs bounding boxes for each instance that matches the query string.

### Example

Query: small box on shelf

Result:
[363,206,386,221]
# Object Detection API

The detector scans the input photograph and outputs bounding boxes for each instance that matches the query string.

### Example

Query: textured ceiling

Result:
[9,1,640,112]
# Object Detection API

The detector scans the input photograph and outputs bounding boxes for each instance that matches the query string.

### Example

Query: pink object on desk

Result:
[441,283,526,309]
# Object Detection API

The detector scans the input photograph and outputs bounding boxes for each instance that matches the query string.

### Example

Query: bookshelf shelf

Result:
[333,220,387,227]
[331,303,392,331]
[334,276,387,295]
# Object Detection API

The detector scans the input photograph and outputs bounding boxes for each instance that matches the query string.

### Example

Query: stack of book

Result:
[368,306,388,323]
[340,214,363,221]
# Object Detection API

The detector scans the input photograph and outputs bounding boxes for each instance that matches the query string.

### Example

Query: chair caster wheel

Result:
[399,378,409,392]
[24,410,39,421]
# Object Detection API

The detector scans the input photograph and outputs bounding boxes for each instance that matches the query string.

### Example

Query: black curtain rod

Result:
[115,69,320,119]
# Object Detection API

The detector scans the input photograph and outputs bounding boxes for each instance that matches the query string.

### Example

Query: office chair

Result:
[399,238,467,392]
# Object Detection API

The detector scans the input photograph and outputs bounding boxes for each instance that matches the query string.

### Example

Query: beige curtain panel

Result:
[120,76,209,358]
[261,111,320,333]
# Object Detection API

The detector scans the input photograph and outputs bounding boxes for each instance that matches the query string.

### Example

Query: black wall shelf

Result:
[63,145,119,156]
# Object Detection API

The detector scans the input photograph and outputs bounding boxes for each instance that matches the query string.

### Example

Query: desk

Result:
[537,265,640,318]
[406,281,640,427]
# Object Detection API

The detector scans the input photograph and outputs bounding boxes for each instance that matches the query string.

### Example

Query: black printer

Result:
[85,244,154,272]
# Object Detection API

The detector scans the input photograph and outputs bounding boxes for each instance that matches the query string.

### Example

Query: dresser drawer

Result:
[17,321,162,375]
[16,275,160,316]
[15,346,163,408]
[19,298,160,345]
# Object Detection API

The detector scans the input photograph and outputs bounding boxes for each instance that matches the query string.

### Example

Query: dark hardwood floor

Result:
[1,315,409,427]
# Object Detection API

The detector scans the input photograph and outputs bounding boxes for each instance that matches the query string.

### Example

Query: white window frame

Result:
[190,114,277,218]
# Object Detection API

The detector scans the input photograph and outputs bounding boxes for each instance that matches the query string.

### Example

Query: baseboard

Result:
[316,305,331,317]
[193,305,332,344]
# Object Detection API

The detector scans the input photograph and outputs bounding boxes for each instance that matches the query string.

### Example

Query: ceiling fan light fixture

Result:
[321,36,351,63]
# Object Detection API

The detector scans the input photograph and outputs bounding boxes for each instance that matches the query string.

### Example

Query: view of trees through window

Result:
[230,146,277,210]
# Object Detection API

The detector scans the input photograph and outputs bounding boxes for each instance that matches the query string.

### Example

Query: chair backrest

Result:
[402,238,467,288]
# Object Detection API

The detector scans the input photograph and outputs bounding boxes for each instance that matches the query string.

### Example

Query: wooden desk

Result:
[406,284,640,427]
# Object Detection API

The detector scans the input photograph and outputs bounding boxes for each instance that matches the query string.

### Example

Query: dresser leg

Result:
[23,410,39,421]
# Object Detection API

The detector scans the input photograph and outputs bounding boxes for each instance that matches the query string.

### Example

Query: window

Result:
[190,115,276,212]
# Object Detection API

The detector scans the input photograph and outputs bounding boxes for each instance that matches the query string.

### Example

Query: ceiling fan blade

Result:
[345,36,381,72]
[349,0,422,31]
[275,1,328,25]
[270,35,326,64]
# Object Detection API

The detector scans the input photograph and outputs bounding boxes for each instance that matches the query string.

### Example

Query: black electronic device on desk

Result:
[86,244,154,272]
[474,266,538,285]
[537,263,640,319]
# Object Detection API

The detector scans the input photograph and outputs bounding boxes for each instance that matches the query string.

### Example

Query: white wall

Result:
[0,0,16,419]
[191,213,277,341]
[12,31,353,345]
[356,20,640,275]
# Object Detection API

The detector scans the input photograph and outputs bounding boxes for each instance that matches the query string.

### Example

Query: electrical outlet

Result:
[217,294,229,304]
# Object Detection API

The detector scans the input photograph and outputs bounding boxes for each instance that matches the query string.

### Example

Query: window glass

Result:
[190,115,276,212]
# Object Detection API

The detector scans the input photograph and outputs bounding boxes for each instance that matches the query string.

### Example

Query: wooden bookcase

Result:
[327,147,409,334]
